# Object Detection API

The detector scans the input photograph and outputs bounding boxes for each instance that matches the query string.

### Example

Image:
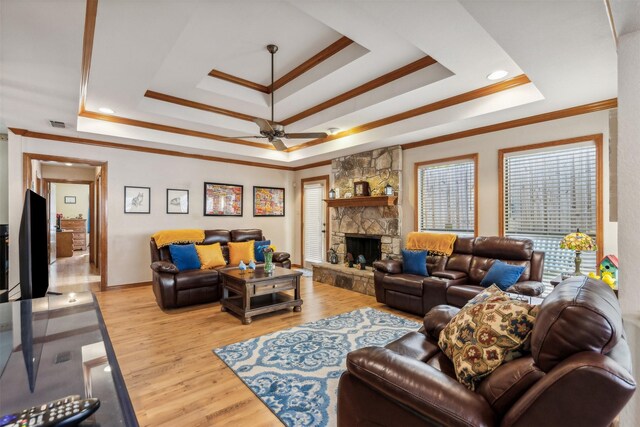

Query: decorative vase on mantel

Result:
[264,251,274,274]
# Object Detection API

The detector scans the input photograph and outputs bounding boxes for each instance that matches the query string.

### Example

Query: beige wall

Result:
[41,164,97,181]
[55,183,90,224]
[8,135,295,287]
[401,110,617,256]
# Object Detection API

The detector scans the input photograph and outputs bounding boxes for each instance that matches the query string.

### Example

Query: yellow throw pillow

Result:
[228,240,255,266]
[195,243,226,269]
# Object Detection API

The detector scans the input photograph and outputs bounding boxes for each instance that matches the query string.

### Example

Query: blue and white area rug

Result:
[213,307,420,427]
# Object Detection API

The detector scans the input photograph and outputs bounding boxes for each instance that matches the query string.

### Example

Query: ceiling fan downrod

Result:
[267,44,278,123]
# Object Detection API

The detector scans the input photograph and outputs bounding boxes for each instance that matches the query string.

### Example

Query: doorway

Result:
[301,176,330,268]
[23,153,108,290]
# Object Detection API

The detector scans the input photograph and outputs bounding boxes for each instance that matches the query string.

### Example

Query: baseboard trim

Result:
[104,281,152,291]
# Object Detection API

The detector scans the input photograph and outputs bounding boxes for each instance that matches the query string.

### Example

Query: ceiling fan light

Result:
[487,70,509,81]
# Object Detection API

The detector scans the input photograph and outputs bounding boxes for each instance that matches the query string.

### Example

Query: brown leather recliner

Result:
[338,276,636,426]
[373,236,545,315]
[149,229,291,309]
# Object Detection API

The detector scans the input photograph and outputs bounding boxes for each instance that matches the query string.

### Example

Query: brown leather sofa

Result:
[338,276,636,426]
[149,229,291,309]
[373,236,545,315]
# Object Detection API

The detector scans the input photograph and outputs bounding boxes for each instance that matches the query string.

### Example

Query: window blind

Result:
[503,144,597,281]
[417,159,475,234]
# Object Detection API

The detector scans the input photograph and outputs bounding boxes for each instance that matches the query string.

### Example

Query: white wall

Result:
[0,136,8,224]
[55,183,90,223]
[401,110,617,256]
[8,134,295,286]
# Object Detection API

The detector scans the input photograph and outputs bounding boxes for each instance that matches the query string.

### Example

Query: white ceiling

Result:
[0,0,623,167]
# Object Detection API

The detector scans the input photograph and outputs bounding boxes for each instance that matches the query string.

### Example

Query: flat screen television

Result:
[19,189,49,299]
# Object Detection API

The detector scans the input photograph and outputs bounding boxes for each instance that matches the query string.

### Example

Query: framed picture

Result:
[64,196,76,204]
[204,182,243,216]
[124,186,150,214]
[253,186,285,217]
[354,181,370,197]
[166,189,189,214]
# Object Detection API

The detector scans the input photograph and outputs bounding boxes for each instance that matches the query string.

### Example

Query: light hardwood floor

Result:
[49,249,101,293]
[94,279,420,426]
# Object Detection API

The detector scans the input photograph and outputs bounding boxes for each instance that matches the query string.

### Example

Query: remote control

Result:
[0,395,100,427]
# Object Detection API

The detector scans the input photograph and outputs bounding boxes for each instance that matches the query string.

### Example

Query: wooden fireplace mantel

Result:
[323,195,398,208]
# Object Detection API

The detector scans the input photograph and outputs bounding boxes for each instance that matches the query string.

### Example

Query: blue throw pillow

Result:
[401,249,429,276]
[169,244,201,271]
[254,240,271,262]
[480,260,526,290]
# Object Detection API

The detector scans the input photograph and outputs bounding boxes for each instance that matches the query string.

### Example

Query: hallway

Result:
[49,249,100,293]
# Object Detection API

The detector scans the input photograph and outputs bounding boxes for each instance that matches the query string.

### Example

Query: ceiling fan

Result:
[224,44,328,151]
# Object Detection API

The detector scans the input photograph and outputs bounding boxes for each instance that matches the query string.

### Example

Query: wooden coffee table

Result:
[220,267,303,324]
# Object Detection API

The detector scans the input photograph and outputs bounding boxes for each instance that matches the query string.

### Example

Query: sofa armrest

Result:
[150,261,178,274]
[432,270,467,280]
[272,252,290,263]
[346,347,496,426]
[423,305,460,339]
[373,259,403,274]
[506,281,545,296]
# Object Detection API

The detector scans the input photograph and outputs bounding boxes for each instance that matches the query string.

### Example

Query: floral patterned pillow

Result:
[438,285,538,390]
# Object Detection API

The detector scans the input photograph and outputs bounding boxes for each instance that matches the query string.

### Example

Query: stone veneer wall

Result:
[330,146,402,263]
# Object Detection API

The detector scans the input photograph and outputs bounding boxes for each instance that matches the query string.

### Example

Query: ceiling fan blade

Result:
[284,132,328,139]
[218,135,266,140]
[270,138,287,151]
[253,118,274,133]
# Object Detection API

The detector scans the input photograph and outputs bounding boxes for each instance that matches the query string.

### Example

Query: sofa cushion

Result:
[382,274,425,297]
[195,242,226,269]
[473,236,533,261]
[254,240,271,262]
[446,285,485,307]
[480,260,526,290]
[169,244,201,271]
[203,229,231,245]
[231,229,263,242]
[228,240,255,265]
[385,331,441,362]
[446,253,473,274]
[438,285,538,390]
[424,305,461,340]
[175,269,219,290]
[476,356,544,416]
[531,275,623,372]
[401,249,428,276]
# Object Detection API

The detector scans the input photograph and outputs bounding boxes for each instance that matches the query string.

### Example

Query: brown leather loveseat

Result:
[373,236,545,315]
[338,277,636,426]
[149,229,291,309]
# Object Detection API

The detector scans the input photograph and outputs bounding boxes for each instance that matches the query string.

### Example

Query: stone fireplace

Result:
[330,146,402,263]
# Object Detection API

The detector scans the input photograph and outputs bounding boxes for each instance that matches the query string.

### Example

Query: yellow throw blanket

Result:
[152,229,205,248]
[406,232,457,256]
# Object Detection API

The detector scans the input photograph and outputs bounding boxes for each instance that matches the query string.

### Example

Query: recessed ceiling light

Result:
[65,163,73,166]
[487,70,509,81]
[327,128,340,135]
[98,107,115,114]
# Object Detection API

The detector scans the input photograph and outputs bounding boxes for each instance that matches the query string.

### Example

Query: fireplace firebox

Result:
[345,234,382,266]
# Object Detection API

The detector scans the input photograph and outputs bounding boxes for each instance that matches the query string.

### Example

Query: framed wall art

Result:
[253,186,285,217]
[124,186,150,214]
[64,196,76,204]
[166,189,189,214]
[204,182,243,216]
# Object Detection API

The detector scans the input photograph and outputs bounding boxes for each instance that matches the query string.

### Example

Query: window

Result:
[416,154,477,235]
[501,138,602,281]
